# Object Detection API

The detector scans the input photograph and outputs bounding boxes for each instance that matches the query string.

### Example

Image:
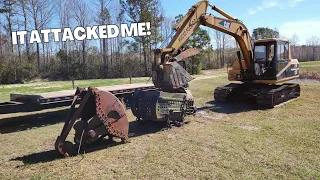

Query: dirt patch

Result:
[33,85,61,89]
[239,125,260,131]
[196,110,229,121]
[168,134,177,139]
[192,75,217,82]
[293,79,320,83]
[1,82,50,88]
[43,139,56,151]
[299,72,320,81]
[201,68,227,75]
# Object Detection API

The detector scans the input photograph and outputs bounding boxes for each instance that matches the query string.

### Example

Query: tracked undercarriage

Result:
[131,89,196,126]
[214,83,300,108]
[129,47,199,126]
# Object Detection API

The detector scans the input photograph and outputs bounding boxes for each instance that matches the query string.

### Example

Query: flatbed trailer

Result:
[0,83,156,115]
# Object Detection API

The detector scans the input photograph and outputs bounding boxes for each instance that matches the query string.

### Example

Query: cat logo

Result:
[218,20,231,29]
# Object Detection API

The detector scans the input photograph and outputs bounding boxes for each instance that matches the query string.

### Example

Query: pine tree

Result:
[120,0,163,76]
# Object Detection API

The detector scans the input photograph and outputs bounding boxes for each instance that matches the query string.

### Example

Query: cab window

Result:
[254,43,275,64]
[268,44,275,61]
[278,42,289,60]
[277,42,289,73]
[254,45,267,62]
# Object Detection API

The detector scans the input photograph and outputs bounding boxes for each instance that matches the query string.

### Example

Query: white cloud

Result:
[288,0,305,7]
[248,0,278,15]
[279,20,320,43]
[248,0,305,15]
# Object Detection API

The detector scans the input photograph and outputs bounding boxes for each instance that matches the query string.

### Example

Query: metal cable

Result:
[77,129,85,155]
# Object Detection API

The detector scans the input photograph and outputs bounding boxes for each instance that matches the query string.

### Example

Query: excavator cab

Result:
[253,40,277,79]
[252,38,299,83]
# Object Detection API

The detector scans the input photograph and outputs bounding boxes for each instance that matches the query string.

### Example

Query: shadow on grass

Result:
[11,140,123,166]
[5,101,261,166]
[0,109,72,134]
[11,120,169,165]
[197,100,262,114]
[128,120,169,138]
[6,101,258,165]
[12,150,60,166]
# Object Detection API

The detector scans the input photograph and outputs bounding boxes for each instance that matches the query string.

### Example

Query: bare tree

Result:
[2,0,17,80]
[221,33,226,67]
[290,33,299,59]
[291,33,299,47]
[95,0,111,78]
[161,16,174,39]
[56,0,68,51]
[71,0,92,78]
[0,16,2,56]
[27,0,54,72]
[306,36,320,61]
[214,30,222,67]
[18,0,30,61]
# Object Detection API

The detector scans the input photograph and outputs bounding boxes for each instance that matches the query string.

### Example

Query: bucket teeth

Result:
[93,90,129,141]
[78,89,129,144]
[55,87,129,157]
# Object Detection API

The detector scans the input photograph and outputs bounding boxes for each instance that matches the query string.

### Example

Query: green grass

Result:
[0,77,150,102]
[299,61,320,74]
[0,76,319,179]
[0,62,319,179]
[299,61,320,80]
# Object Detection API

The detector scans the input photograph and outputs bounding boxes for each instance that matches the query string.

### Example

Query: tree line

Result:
[0,1,319,84]
[252,27,320,61]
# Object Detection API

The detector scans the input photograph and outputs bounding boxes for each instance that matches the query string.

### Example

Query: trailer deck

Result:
[0,83,156,115]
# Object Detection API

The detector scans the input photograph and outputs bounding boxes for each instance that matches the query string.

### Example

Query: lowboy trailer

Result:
[0,83,157,115]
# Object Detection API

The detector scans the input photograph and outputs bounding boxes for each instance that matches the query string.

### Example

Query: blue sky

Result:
[161,0,320,44]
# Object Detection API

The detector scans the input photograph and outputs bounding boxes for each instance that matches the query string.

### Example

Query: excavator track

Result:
[257,83,300,108]
[214,87,231,102]
[214,83,242,102]
[214,83,300,108]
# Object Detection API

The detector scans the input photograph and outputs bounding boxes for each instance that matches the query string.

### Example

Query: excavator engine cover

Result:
[55,87,129,157]
[131,89,196,122]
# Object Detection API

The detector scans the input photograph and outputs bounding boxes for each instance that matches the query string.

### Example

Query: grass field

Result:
[299,61,320,74]
[0,62,319,179]
[0,61,318,102]
[299,61,320,80]
[0,77,150,102]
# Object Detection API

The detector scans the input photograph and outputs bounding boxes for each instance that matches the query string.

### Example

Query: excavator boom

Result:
[152,0,254,90]
[148,0,300,115]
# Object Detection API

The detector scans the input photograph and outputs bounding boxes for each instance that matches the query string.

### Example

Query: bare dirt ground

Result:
[200,68,228,75]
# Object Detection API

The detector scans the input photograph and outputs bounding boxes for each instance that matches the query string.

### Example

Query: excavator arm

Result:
[153,0,254,90]
[132,0,300,125]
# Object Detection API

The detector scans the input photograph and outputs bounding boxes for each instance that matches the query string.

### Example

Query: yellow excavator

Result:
[131,0,300,123]
[54,0,301,157]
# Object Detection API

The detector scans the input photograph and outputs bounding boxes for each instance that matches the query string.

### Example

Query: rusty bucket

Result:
[55,87,129,157]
